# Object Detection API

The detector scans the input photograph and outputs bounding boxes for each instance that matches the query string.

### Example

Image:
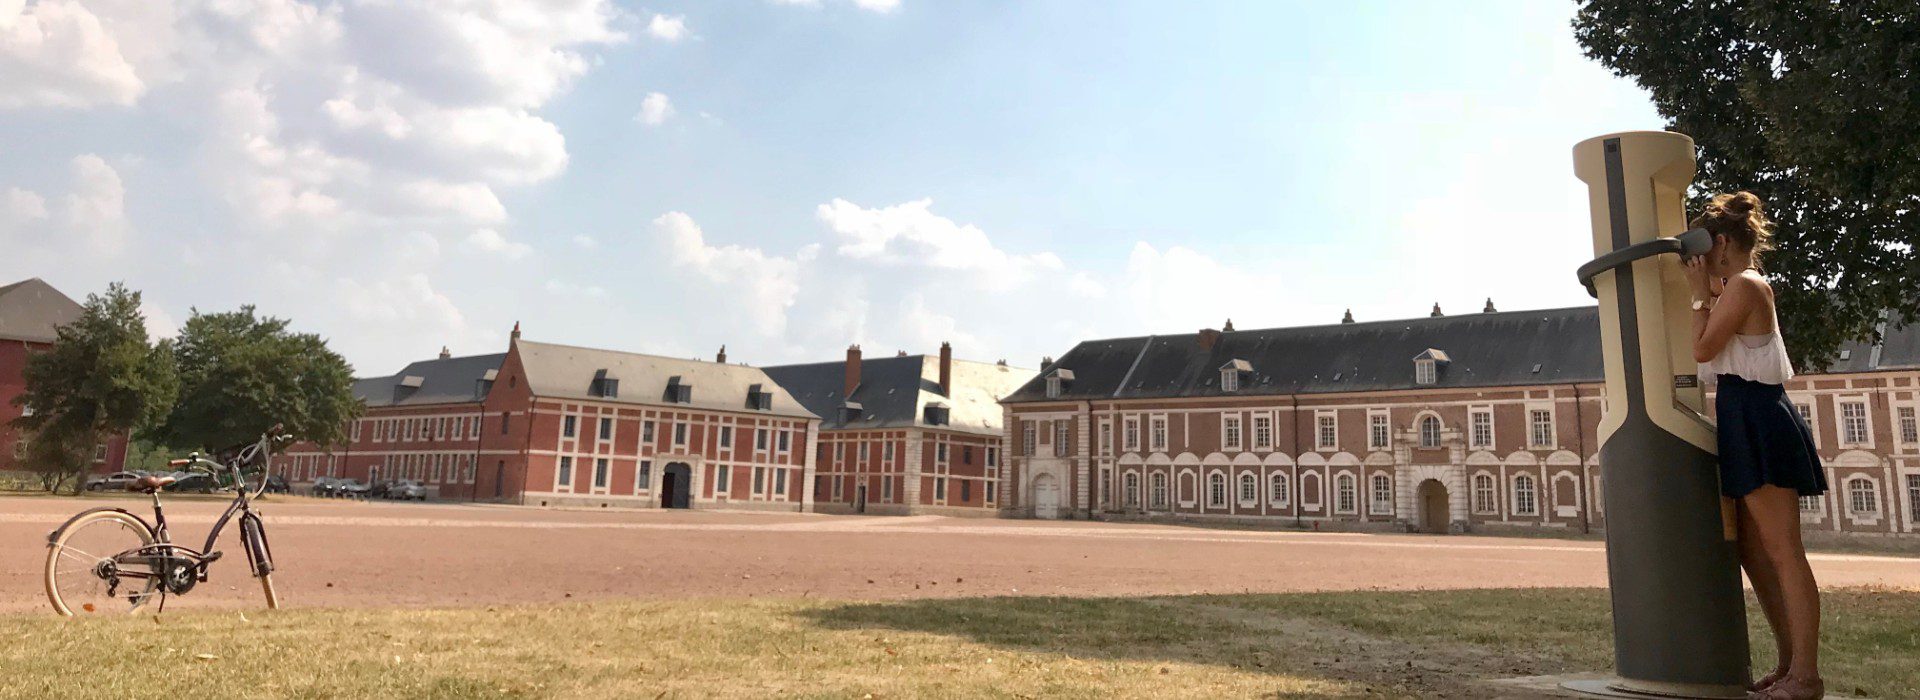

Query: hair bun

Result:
[1724,191,1762,216]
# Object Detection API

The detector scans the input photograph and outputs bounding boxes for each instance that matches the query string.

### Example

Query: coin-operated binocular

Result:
[1566,131,1749,699]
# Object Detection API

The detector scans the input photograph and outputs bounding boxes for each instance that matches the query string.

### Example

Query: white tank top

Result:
[1699,310,1795,386]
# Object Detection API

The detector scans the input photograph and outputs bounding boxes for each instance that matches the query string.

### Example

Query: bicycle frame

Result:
[110,434,279,595]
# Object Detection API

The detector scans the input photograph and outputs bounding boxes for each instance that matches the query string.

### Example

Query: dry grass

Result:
[0,588,1913,699]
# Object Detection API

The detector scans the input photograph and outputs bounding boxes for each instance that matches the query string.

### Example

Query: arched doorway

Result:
[1416,479,1450,533]
[660,463,693,509]
[1031,473,1061,519]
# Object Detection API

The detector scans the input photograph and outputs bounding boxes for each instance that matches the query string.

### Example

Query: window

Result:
[1151,472,1169,509]
[756,428,769,451]
[1848,478,1878,515]
[1841,401,1869,445]
[1800,495,1821,514]
[1907,475,1920,524]
[1023,422,1038,456]
[599,417,613,440]
[1124,417,1140,451]
[452,417,463,440]
[1124,472,1140,507]
[1238,473,1257,504]
[558,456,573,487]
[1335,474,1357,513]
[1150,416,1168,451]
[777,430,790,452]
[593,458,608,489]
[881,441,895,464]
[351,420,362,441]
[939,443,951,463]
[1269,473,1289,506]
[1899,407,1918,445]
[1529,409,1554,448]
[1054,422,1070,456]
[1045,376,1062,398]
[500,412,511,435]
[960,480,972,502]
[673,422,688,447]
[1368,413,1389,450]
[1371,474,1392,514]
[753,467,765,495]
[987,481,996,503]
[935,477,947,500]
[1253,415,1273,450]
[775,468,787,496]
[1316,414,1336,450]
[1415,359,1436,385]
[1223,415,1243,450]
[715,466,731,496]
[1099,422,1113,455]
[1208,473,1227,508]
[1513,474,1538,515]
[643,421,655,443]
[1419,416,1442,448]
[1470,409,1493,449]
[1473,474,1496,513]
[882,475,894,500]
[1221,369,1239,392]
[986,447,998,467]
[962,445,973,464]
[834,442,845,463]
[638,460,652,491]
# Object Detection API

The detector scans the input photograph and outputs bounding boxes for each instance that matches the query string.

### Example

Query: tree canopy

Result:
[10,283,177,493]
[1573,1,1920,370]
[146,306,360,451]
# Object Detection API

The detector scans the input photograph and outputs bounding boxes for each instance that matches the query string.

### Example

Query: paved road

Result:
[4,494,1916,614]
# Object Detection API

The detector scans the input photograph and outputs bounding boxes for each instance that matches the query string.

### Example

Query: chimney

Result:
[1041,356,1054,371]
[1483,298,1497,313]
[1197,328,1221,351]
[1430,302,1444,317]
[844,344,863,398]
[439,346,451,360]
[715,345,727,363]
[1222,318,1235,332]
[897,350,907,357]
[938,341,953,397]
[1342,309,1354,324]
[510,321,521,341]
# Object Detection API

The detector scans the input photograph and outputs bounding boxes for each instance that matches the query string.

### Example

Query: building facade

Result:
[763,343,1035,516]
[0,278,128,475]
[1001,306,1920,538]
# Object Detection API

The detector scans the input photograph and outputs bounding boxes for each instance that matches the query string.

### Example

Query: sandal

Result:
[1748,667,1787,692]
[1758,675,1824,700]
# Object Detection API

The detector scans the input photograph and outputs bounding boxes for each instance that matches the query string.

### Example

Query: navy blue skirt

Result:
[1716,374,1828,499]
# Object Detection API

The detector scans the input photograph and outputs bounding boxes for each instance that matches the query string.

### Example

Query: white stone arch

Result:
[1466,450,1501,467]
[1365,451,1394,467]
[1177,468,1198,508]
[1504,451,1540,467]
[1268,470,1292,508]
[1204,468,1230,509]
[1551,469,1582,517]
[1202,452,1231,467]
[1511,471,1541,517]
[1119,452,1145,465]
[1333,471,1358,514]
[1547,450,1581,467]
[1835,450,1881,469]
[1236,469,1261,508]
[1299,470,1323,513]
[1262,452,1295,467]
[1842,473,1883,523]
[1297,452,1327,468]
[1470,469,1499,514]
[1173,452,1202,466]
[1121,467,1143,509]
[1232,452,1262,468]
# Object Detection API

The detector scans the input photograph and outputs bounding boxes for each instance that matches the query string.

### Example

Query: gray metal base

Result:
[1560,679,1745,699]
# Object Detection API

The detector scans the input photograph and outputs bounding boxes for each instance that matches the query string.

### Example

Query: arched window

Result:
[1208,473,1227,508]
[1150,472,1169,510]
[1513,474,1538,516]
[1336,473,1357,513]
[1473,474,1496,513]
[1123,472,1141,507]
[1848,478,1879,515]
[1239,473,1257,504]
[1269,473,1290,507]
[1370,474,1393,514]
[1419,415,1442,448]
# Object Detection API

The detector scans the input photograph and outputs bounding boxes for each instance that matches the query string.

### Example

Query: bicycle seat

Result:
[129,475,176,493]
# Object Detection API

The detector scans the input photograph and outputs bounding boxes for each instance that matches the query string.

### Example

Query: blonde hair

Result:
[1690,191,1775,259]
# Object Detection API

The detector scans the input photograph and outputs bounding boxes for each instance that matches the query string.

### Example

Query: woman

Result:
[1683,191,1826,700]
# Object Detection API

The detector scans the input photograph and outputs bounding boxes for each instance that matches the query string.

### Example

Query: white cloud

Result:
[655,211,801,337]
[646,14,686,42]
[1067,271,1106,298]
[544,279,606,298]
[816,198,1062,287]
[0,0,144,108]
[465,228,530,259]
[571,234,597,248]
[140,300,179,341]
[636,91,674,126]
[852,0,901,13]
[1,186,48,226]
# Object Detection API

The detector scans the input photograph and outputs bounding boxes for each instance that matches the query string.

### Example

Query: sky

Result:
[0,0,1665,376]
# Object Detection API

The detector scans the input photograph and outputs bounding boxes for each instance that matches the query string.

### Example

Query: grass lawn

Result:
[0,588,1913,699]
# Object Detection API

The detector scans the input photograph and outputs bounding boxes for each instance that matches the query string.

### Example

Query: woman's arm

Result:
[1691,273,1761,363]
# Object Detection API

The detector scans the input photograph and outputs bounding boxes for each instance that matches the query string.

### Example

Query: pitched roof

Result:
[355,353,508,408]
[1004,305,1920,404]
[763,355,1036,435]
[514,340,817,420]
[0,278,83,344]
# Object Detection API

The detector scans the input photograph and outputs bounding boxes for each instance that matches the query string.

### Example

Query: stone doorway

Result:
[1416,478,1450,533]
[1031,473,1060,519]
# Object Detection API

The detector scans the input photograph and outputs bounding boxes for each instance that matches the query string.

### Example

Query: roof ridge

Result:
[1068,305,1598,347]
[516,338,761,370]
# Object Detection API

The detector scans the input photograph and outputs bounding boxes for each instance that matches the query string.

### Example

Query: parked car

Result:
[385,479,427,501]
[85,471,147,491]
[366,479,394,499]
[168,473,220,493]
[310,476,340,497]
[333,478,371,500]
[246,474,289,494]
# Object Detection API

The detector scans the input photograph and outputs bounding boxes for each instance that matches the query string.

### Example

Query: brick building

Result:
[763,343,1035,516]
[280,329,820,510]
[1000,305,1920,538]
[0,278,128,474]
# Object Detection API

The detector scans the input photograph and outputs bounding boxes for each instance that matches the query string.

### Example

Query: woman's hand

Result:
[1683,256,1714,301]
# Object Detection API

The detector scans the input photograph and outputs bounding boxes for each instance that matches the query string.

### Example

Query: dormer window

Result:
[590,369,619,398]
[924,402,951,426]
[1219,359,1252,392]
[1412,349,1450,386]
[1044,368,1075,399]
[665,376,692,403]
[841,401,864,423]
[475,369,498,399]
[746,383,774,411]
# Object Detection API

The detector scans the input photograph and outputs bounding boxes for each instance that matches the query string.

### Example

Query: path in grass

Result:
[2,587,1914,699]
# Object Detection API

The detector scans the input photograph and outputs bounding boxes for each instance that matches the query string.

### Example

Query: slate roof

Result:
[763,354,1036,436]
[514,340,817,420]
[0,278,83,344]
[1003,306,1920,404]
[355,353,508,408]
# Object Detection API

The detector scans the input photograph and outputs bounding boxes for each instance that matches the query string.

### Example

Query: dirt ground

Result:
[5,494,1918,614]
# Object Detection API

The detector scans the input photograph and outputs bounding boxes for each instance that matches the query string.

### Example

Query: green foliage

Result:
[146,306,361,451]
[1572,1,1920,370]
[10,283,178,493]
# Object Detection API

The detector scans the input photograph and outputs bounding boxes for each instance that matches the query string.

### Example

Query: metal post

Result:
[1565,131,1749,699]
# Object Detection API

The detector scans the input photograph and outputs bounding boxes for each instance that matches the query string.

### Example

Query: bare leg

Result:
[1736,498,1790,689]
[1742,485,1822,699]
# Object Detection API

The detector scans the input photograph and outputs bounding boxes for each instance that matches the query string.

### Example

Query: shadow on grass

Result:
[797,588,1620,696]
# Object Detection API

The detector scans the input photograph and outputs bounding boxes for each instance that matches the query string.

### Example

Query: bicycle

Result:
[43,426,290,616]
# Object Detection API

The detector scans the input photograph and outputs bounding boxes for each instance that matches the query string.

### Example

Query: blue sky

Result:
[0,0,1661,375]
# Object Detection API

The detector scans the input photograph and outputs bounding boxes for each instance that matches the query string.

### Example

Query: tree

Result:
[10,284,178,494]
[146,306,360,451]
[1572,1,1920,370]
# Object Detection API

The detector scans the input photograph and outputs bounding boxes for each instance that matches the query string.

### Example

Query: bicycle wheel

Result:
[44,510,160,616]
